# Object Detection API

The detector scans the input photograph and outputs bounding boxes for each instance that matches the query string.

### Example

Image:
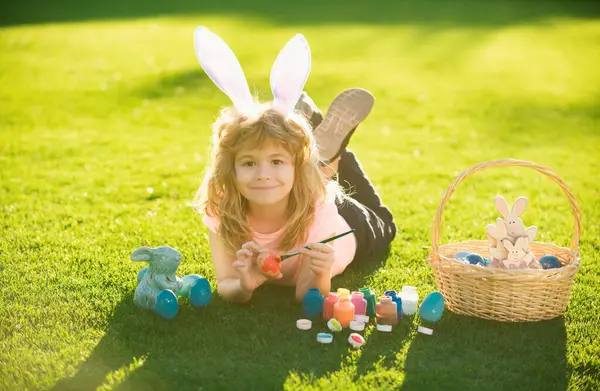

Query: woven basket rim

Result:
[428,239,581,273]
[430,159,582,262]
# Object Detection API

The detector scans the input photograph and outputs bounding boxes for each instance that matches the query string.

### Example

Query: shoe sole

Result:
[313,88,374,162]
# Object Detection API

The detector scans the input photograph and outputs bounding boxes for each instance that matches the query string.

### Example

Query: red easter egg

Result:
[259,253,281,277]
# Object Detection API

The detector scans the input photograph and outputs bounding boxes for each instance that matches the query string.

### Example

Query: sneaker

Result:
[313,88,374,163]
[295,91,324,128]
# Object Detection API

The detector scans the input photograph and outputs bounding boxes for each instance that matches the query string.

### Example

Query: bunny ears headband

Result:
[193,27,311,116]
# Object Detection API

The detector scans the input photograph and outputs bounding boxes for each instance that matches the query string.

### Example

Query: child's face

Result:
[234,140,295,208]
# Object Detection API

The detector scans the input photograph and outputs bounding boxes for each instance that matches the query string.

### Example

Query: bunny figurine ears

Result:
[194,27,311,116]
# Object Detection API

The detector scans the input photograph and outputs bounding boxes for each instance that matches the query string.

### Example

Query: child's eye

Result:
[272,159,284,165]
[242,161,255,167]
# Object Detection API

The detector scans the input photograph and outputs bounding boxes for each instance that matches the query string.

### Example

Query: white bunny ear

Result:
[525,226,537,242]
[502,239,514,250]
[511,196,528,216]
[270,34,311,116]
[497,218,508,237]
[515,236,528,249]
[194,27,254,113]
[495,196,510,218]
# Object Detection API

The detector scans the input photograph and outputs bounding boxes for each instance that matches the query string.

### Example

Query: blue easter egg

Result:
[189,278,212,307]
[454,251,470,260]
[419,291,445,323]
[539,255,561,269]
[154,290,179,320]
[178,274,202,297]
[465,253,484,265]
[137,267,148,283]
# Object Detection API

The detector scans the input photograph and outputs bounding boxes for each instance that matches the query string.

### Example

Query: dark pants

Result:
[335,150,397,262]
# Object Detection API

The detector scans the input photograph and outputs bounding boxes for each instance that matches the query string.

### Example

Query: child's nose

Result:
[255,164,272,180]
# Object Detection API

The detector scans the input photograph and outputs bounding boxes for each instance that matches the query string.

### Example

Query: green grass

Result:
[1,0,599,390]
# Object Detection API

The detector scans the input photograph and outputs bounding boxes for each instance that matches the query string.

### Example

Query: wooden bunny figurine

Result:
[487,217,508,261]
[494,196,537,243]
[501,237,538,269]
[486,196,539,268]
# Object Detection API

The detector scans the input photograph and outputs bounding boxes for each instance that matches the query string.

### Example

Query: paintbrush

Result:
[279,229,356,260]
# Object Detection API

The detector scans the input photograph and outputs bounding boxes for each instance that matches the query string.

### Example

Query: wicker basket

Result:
[427,159,581,322]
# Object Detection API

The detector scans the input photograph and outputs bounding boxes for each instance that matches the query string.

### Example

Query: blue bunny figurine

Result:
[130,246,183,310]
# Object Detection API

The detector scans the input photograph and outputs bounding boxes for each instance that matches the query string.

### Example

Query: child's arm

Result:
[294,243,335,301]
[207,230,253,303]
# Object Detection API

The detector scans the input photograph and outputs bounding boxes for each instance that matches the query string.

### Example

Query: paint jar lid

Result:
[317,333,333,344]
[348,333,365,348]
[376,324,392,332]
[354,315,370,323]
[418,325,433,335]
[296,319,312,330]
[327,318,342,332]
[349,321,365,331]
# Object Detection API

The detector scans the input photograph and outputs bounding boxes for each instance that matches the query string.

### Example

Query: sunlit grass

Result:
[1,1,599,390]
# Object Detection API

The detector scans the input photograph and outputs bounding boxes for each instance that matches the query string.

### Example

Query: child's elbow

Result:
[217,286,252,304]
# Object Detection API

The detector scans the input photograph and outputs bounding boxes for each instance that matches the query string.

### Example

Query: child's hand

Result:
[300,242,335,277]
[232,241,269,292]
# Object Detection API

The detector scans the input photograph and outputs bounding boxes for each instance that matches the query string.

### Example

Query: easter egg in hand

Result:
[540,255,561,269]
[154,289,179,320]
[137,267,148,283]
[189,277,212,307]
[419,291,445,323]
[257,252,282,278]
[178,274,201,297]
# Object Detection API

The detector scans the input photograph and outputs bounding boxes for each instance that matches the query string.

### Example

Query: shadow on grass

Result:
[2,0,599,28]
[50,291,334,390]
[398,314,567,391]
[50,255,386,390]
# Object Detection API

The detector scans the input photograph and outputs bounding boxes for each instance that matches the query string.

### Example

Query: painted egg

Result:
[154,290,179,320]
[188,277,212,307]
[419,291,445,323]
[539,255,561,269]
[465,253,485,265]
[454,251,470,259]
[178,274,201,297]
[257,252,281,277]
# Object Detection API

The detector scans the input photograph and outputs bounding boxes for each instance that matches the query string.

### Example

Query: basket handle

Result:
[431,159,581,255]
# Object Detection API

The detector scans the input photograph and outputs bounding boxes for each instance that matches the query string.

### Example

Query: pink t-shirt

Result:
[202,200,357,281]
